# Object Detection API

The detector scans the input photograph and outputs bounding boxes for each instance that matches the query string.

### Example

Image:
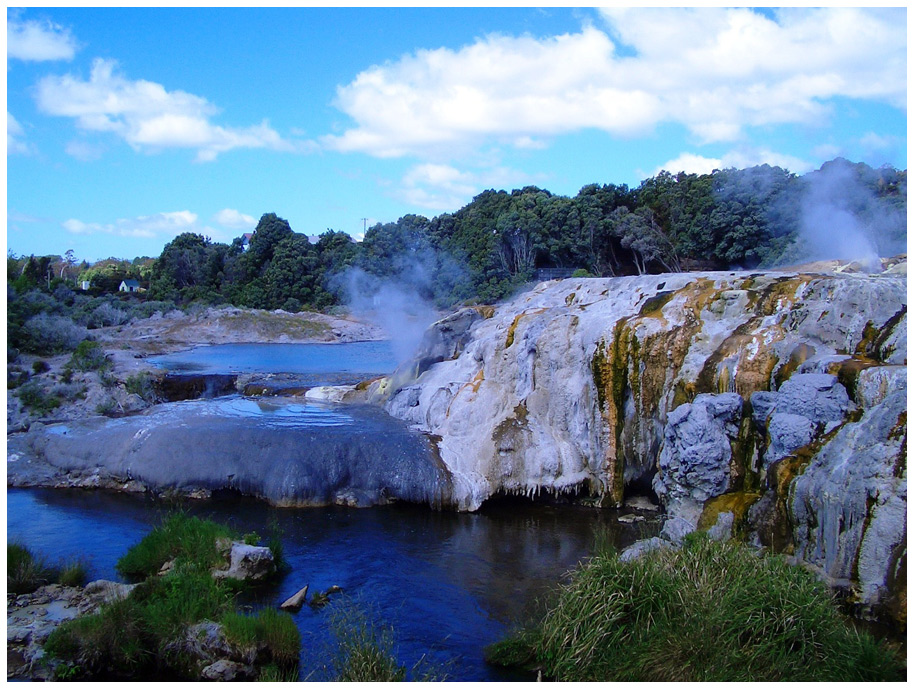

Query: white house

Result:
[119,279,141,293]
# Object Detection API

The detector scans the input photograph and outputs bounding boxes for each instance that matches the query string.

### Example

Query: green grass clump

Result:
[58,559,89,588]
[486,535,905,682]
[44,596,151,677]
[327,600,407,681]
[222,608,301,670]
[8,542,56,594]
[124,372,156,403]
[8,543,88,594]
[116,512,234,580]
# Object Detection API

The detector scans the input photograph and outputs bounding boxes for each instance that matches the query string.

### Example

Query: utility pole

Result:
[360,218,367,236]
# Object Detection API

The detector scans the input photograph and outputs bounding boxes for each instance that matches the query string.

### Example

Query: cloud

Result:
[35,58,315,162]
[8,16,78,61]
[323,8,905,159]
[64,139,105,161]
[62,210,229,241]
[8,112,30,155]
[655,147,813,177]
[398,162,540,210]
[213,208,256,230]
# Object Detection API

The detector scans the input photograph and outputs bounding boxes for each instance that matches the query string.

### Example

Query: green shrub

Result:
[257,663,300,681]
[486,536,905,681]
[16,381,61,415]
[21,314,87,354]
[68,340,109,372]
[45,514,301,681]
[116,513,234,580]
[135,568,232,642]
[32,359,50,374]
[125,372,156,403]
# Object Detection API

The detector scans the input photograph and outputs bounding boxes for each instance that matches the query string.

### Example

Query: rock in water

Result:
[280,585,309,611]
[213,543,275,581]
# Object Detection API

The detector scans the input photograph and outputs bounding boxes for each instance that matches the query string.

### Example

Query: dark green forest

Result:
[8,158,907,331]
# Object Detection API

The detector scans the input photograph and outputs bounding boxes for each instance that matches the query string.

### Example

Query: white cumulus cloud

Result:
[62,210,228,241]
[213,208,256,230]
[399,162,542,211]
[8,16,78,61]
[324,8,905,159]
[36,58,314,162]
[654,148,813,177]
[8,112,30,155]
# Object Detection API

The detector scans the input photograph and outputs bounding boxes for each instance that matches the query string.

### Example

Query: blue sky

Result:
[6,7,907,262]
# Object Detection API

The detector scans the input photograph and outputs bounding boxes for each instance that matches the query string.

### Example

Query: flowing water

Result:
[8,341,660,680]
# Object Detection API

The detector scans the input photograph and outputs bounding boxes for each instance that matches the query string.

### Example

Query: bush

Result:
[32,360,51,374]
[21,314,87,354]
[486,535,906,681]
[16,381,61,415]
[44,595,152,677]
[68,340,109,372]
[125,372,156,403]
[89,302,131,328]
[58,559,89,588]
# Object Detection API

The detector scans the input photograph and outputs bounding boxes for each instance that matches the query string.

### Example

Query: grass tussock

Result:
[486,535,906,682]
[8,542,88,594]
[222,607,301,667]
[327,600,407,681]
[115,512,234,580]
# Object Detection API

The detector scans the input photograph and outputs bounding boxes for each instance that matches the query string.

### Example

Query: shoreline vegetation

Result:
[12,525,904,681]
[485,534,906,682]
[39,512,300,681]
[11,512,449,682]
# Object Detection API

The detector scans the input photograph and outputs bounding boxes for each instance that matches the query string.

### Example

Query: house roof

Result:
[121,279,140,286]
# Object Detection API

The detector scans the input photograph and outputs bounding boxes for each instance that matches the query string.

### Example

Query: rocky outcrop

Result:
[7,580,137,680]
[380,269,906,621]
[7,398,453,509]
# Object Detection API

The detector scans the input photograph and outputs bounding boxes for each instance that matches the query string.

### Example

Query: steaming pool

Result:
[148,341,399,378]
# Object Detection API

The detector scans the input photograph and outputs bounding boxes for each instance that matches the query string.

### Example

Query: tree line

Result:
[9,158,907,317]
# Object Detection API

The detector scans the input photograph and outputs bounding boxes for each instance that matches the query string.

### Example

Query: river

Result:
[8,342,660,680]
